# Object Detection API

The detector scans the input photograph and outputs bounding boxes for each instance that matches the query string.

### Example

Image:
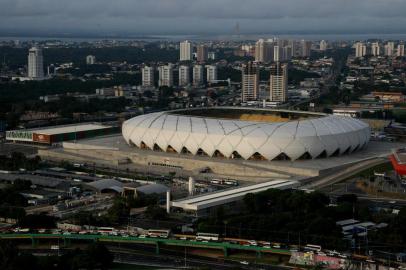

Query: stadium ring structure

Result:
[122,107,370,161]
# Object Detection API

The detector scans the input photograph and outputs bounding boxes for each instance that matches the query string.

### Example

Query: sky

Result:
[1,0,406,37]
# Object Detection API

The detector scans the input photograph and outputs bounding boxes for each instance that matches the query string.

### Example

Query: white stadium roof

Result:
[122,107,370,161]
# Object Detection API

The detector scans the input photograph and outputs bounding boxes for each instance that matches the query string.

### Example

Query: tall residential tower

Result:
[142,66,155,87]
[242,62,259,102]
[270,62,288,103]
[180,40,192,61]
[28,47,44,80]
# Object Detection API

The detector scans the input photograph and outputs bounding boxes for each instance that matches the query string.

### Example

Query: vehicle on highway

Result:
[248,240,257,246]
[196,232,219,242]
[13,228,30,233]
[97,227,115,235]
[304,244,322,252]
[147,229,171,238]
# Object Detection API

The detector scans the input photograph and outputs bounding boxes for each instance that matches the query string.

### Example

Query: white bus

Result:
[147,229,171,238]
[196,232,220,242]
[304,244,322,252]
[97,227,115,235]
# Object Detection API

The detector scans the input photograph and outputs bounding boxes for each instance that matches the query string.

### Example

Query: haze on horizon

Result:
[1,0,406,37]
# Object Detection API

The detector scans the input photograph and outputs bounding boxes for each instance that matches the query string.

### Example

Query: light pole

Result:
[223,220,228,238]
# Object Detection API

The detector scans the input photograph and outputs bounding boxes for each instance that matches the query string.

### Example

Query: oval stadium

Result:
[122,107,370,161]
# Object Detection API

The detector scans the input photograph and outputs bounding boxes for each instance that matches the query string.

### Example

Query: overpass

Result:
[0,233,291,258]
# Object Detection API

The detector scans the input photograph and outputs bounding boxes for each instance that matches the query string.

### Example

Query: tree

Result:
[145,205,168,220]
[337,194,357,205]
[19,214,56,229]
[86,242,114,270]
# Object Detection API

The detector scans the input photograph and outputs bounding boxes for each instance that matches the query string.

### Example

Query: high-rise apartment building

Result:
[282,46,292,61]
[371,42,380,56]
[208,52,216,60]
[255,39,273,63]
[270,62,288,103]
[142,66,155,87]
[206,65,218,83]
[289,40,299,57]
[86,55,96,65]
[196,45,208,62]
[242,62,259,102]
[319,40,327,51]
[28,47,44,80]
[178,65,190,86]
[158,64,174,87]
[274,46,282,62]
[355,42,367,58]
[301,40,312,57]
[385,42,395,56]
[193,65,204,86]
[397,44,405,57]
[180,40,192,61]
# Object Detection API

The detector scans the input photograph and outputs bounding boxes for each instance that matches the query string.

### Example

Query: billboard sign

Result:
[6,130,33,142]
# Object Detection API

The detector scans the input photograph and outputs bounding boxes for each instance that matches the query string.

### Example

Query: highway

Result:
[304,157,387,189]
[111,246,291,270]
[0,233,291,257]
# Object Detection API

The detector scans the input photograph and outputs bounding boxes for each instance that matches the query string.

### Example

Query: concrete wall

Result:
[39,146,292,181]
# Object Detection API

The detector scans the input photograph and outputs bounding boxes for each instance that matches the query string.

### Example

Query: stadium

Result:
[122,107,370,161]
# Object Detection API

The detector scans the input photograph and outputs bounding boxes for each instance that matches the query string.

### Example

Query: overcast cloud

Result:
[1,0,406,36]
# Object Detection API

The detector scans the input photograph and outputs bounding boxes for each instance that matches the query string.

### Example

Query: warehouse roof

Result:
[85,179,123,193]
[136,183,169,195]
[0,172,69,188]
[33,123,111,135]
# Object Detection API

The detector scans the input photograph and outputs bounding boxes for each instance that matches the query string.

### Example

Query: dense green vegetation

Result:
[288,68,320,84]
[0,152,41,171]
[217,66,320,84]
[71,193,165,226]
[0,241,113,270]
[195,188,406,251]
[197,189,347,249]
[0,74,139,109]
[0,45,178,67]
[21,96,132,118]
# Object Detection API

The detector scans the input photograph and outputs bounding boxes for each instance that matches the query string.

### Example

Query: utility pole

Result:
[184,246,187,268]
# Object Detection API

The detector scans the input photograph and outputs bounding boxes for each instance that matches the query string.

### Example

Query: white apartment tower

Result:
[319,40,327,51]
[178,65,191,87]
[193,65,204,86]
[397,44,405,57]
[158,64,174,87]
[371,42,380,56]
[270,62,288,103]
[355,42,367,58]
[142,66,155,87]
[180,40,192,61]
[206,65,218,83]
[242,62,259,102]
[274,46,282,62]
[28,47,44,79]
